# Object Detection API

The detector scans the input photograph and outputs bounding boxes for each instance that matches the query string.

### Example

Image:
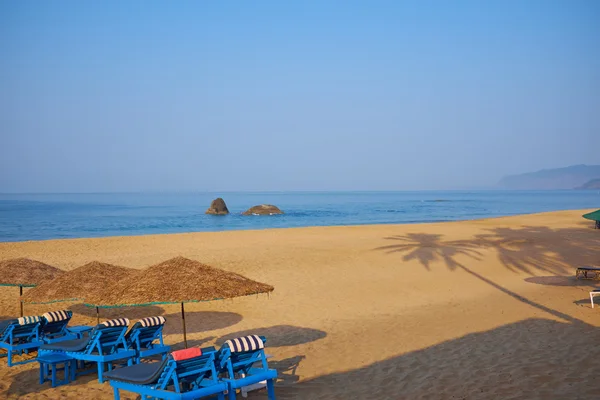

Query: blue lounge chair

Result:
[38,318,136,383]
[41,310,78,344]
[0,316,43,367]
[105,346,227,400]
[126,316,170,363]
[217,335,277,400]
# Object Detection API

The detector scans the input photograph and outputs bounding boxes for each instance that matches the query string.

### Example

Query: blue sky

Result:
[1,0,599,192]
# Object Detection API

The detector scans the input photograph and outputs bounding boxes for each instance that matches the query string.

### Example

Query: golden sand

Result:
[1,209,599,399]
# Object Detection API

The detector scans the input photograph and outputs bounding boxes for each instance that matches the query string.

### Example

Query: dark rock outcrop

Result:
[206,198,229,215]
[242,204,284,216]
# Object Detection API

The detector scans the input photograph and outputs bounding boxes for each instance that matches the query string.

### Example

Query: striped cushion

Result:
[224,335,264,353]
[138,316,166,327]
[18,315,41,325]
[171,347,202,361]
[101,318,129,327]
[43,310,70,323]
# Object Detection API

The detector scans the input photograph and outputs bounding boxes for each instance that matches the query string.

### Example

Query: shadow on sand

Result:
[525,276,599,288]
[216,325,327,348]
[170,336,217,351]
[306,224,600,398]
[375,225,599,275]
[275,319,600,399]
[162,311,243,335]
[8,365,99,396]
[270,356,306,386]
[373,225,600,324]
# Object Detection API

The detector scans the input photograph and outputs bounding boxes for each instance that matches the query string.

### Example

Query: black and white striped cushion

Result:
[43,310,70,323]
[138,316,165,327]
[224,335,264,353]
[18,315,41,325]
[101,318,129,327]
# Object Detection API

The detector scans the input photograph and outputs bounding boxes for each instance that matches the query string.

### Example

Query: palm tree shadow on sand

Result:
[374,225,600,324]
[275,318,600,399]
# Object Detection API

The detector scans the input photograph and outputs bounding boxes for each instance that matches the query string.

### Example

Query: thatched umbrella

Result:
[21,261,137,324]
[85,256,274,348]
[0,258,64,317]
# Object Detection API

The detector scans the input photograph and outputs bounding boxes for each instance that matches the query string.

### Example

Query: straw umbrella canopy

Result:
[0,258,64,317]
[85,256,274,348]
[22,261,137,323]
[583,209,600,229]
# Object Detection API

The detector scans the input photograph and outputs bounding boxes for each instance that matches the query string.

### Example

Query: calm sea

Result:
[0,191,598,242]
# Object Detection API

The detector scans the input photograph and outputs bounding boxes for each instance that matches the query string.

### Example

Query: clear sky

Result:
[1,1,599,192]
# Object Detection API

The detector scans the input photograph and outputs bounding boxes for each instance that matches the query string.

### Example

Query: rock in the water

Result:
[206,198,229,215]
[242,204,284,216]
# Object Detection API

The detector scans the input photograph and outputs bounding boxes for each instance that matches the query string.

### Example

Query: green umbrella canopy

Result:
[583,209,600,222]
[84,256,274,347]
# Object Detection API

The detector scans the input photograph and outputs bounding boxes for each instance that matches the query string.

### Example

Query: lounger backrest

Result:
[85,318,129,355]
[126,316,166,350]
[1,316,41,343]
[0,319,19,341]
[41,310,72,336]
[156,347,219,392]
[217,335,268,377]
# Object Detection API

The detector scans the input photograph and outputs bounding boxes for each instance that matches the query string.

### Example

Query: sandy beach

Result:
[1,209,599,399]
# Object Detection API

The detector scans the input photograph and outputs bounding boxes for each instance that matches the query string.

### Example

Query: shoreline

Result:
[0,208,595,245]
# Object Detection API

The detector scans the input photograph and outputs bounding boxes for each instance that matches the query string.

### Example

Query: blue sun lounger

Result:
[217,335,277,400]
[41,310,78,344]
[126,316,170,363]
[38,318,136,383]
[105,346,227,400]
[0,316,43,367]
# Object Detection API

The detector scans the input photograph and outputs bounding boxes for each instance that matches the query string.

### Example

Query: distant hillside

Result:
[498,165,600,190]
[576,178,600,190]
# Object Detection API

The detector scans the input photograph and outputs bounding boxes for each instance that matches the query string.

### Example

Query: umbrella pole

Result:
[19,285,23,317]
[96,306,100,325]
[181,302,187,348]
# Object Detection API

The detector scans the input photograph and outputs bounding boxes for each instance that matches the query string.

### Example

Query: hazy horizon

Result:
[1,1,599,192]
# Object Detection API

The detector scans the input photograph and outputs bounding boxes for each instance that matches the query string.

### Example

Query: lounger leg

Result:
[39,363,44,384]
[228,386,237,400]
[7,350,12,367]
[97,362,104,383]
[591,293,595,308]
[113,387,121,400]
[51,363,57,387]
[267,379,276,400]
[64,361,69,384]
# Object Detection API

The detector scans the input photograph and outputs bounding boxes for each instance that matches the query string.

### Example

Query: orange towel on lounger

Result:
[171,347,202,361]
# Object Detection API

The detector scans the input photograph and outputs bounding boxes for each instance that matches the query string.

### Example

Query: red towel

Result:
[171,347,202,361]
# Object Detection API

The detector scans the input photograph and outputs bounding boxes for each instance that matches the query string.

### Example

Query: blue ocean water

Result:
[0,191,598,242]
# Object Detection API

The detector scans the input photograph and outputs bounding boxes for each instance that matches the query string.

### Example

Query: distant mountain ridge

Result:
[498,165,600,190]
[576,178,600,190]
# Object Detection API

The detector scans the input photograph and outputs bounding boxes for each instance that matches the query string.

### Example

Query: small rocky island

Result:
[242,204,284,215]
[205,198,229,215]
